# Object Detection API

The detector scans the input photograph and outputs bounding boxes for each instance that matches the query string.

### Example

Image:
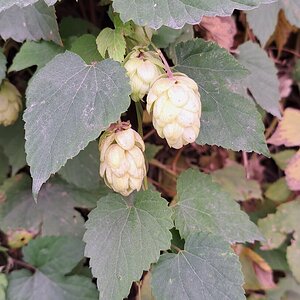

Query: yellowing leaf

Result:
[268,108,300,147]
[286,150,300,191]
[237,246,275,290]
[270,10,298,56]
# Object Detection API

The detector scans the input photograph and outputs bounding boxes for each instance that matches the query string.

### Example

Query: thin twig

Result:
[242,152,250,179]
[12,258,36,272]
[265,117,279,140]
[143,129,156,140]
[150,159,178,176]
[171,244,182,253]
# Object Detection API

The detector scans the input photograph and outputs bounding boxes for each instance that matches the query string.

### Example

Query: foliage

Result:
[0,1,299,300]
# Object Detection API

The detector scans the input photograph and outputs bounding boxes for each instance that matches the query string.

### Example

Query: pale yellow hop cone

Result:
[0,80,22,126]
[99,123,146,196]
[124,47,165,102]
[146,73,201,149]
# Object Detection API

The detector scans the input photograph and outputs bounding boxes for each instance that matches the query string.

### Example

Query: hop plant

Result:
[124,47,165,102]
[146,73,201,149]
[0,80,22,126]
[99,122,146,196]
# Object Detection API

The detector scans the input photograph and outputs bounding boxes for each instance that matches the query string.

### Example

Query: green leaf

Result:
[83,190,173,300]
[237,41,281,117]
[23,236,85,274]
[174,39,269,155]
[96,28,126,62]
[294,59,300,84]
[247,1,300,48]
[258,199,300,248]
[0,174,100,236]
[59,17,99,38]
[0,0,57,12]
[287,239,300,284]
[246,3,280,47]
[8,270,98,300]
[258,199,300,282]
[0,118,26,175]
[151,232,245,300]
[174,169,263,243]
[144,143,163,162]
[70,34,102,64]
[24,52,131,198]
[0,1,61,44]
[0,48,7,83]
[281,0,300,28]
[0,273,7,300]
[0,147,9,185]
[153,25,194,64]
[113,0,275,29]
[58,140,104,190]
[9,41,63,72]
[7,236,98,300]
[254,246,290,272]
[272,150,297,170]
[266,275,300,300]
[212,161,262,201]
[153,25,193,49]
[265,177,292,203]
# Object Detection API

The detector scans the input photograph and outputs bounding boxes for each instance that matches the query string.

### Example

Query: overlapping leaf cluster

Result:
[0,0,299,299]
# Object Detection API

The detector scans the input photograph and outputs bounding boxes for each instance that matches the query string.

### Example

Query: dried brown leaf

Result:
[200,16,237,50]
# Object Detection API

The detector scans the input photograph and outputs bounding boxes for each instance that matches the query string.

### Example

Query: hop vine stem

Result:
[151,42,174,79]
[143,27,174,79]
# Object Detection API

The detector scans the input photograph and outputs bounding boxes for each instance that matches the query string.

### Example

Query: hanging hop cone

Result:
[0,81,22,126]
[124,47,165,102]
[146,73,201,149]
[99,122,146,196]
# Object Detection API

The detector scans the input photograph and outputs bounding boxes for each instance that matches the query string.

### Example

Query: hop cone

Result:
[0,81,22,126]
[146,73,201,149]
[124,47,164,101]
[99,123,146,196]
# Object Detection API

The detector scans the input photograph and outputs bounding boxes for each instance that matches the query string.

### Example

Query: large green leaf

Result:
[151,232,245,300]
[174,39,269,155]
[0,1,61,44]
[174,169,263,243]
[0,119,26,175]
[83,190,173,300]
[0,174,101,236]
[58,140,105,190]
[0,48,6,83]
[24,51,131,198]
[112,0,275,29]
[23,236,84,275]
[0,0,56,12]
[280,0,300,28]
[7,236,98,300]
[59,17,98,38]
[8,271,98,300]
[9,41,63,72]
[247,0,300,47]
[246,2,280,46]
[266,275,300,300]
[212,161,262,202]
[237,41,281,117]
[70,34,102,64]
